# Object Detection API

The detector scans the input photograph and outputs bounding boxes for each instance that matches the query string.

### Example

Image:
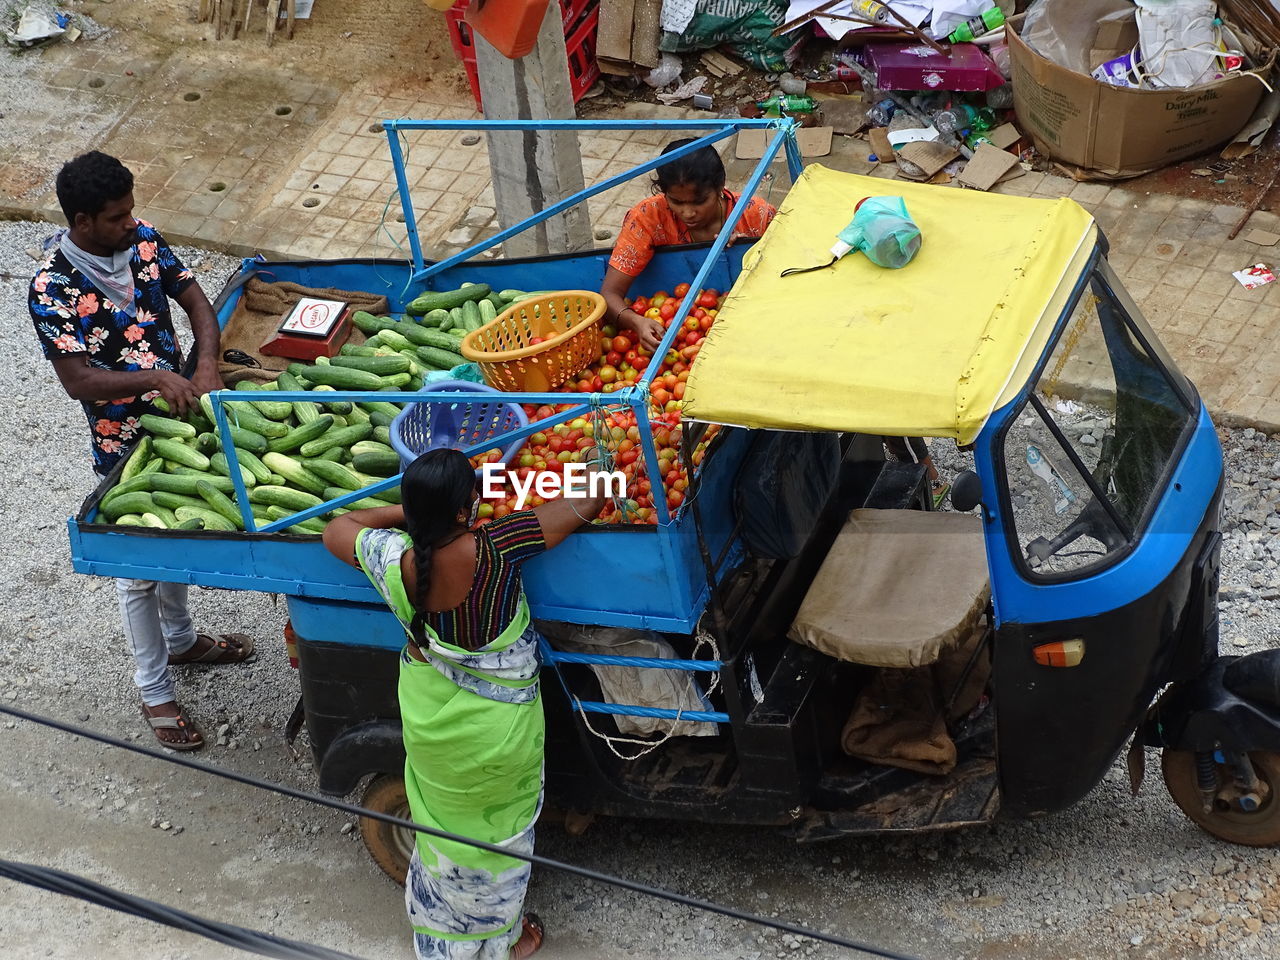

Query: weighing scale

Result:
[260,296,351,361]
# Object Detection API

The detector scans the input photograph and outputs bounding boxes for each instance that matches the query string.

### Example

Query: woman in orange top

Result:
[602,139,776,352]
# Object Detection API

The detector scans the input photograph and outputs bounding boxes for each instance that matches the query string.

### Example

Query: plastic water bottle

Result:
[756,95,817,115]
[947,6,1005,43]
[933,104,996,137]
[986,84,1014,110]
[866,98,896,126]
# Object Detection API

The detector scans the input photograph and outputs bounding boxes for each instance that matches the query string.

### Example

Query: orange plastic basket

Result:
[460,290,606,392]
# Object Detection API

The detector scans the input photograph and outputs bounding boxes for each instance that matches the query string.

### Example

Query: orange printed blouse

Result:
[608,190,777,278]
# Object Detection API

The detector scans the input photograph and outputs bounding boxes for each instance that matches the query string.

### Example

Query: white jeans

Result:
[115,578,198,706]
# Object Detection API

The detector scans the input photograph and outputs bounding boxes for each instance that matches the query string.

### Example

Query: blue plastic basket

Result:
[389,380,529,473]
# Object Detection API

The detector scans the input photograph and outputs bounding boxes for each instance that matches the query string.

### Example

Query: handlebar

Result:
[1026,495,1127,567]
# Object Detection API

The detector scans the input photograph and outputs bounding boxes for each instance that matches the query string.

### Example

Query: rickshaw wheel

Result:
[1162,750,1280,847]
[359,775,415,885]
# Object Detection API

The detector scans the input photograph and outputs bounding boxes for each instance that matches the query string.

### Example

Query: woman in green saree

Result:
[324,448,609,959]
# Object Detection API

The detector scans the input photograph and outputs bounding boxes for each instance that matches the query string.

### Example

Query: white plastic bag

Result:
[1134,0,1223,88]
[643,52,683,89]
[541,623,719,738]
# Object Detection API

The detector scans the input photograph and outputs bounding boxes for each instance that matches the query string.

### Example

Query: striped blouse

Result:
[427,510,547,651]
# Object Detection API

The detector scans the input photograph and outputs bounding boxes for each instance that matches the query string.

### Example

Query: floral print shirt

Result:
[28,222,195,474]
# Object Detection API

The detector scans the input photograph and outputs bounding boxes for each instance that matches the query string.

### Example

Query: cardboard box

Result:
[1008,20,1274,181]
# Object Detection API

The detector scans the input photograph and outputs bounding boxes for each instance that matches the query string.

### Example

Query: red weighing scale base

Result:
[261,298,353,361]
[260,315,351,361]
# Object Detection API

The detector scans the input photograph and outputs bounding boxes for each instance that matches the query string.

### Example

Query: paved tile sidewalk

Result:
[2,35,1279,432]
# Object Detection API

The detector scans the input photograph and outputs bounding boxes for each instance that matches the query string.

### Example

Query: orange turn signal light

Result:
[1032,639,1085,668]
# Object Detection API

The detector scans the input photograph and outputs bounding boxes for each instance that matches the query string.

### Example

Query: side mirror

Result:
[950,470,983,512]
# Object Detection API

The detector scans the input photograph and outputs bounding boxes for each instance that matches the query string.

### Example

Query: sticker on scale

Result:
[278,297,347,337]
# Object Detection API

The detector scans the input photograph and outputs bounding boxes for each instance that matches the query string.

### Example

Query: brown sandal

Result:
[169,633,255,666]
[141,706,204,752]
[509,913,545,959]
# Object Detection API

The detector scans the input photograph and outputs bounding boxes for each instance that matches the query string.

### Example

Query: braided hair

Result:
[401,449,477,649]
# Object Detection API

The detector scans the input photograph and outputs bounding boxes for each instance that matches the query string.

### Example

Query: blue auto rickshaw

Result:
[66,122,1280,884]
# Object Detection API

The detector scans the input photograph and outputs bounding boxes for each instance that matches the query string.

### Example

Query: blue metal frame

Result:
[74,118,803,645]
[196,117,803,536]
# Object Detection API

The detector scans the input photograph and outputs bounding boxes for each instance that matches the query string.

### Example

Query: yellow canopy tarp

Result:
[682,165,1098,444]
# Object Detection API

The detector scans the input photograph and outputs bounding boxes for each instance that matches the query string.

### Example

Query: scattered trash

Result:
[736,125,833,159]
[692,92,714,109]
[699,49,745,78]
[656,74,708,104]
[864,41,1006,91]
[957,143,1020,191]
[1015,0,1272,180]
[1222,88,1280,160]
[660,0,799,72]
[866,97,896,126]
[1243,229,1280,247]
[756,93,818,114]
[643,52,683,89]
[896,140,960,180]
[868,127,896,162]
[779,71,808,94]
[1055,399,1081,415]
[1233,263,1277,289]
[5,5,72,47]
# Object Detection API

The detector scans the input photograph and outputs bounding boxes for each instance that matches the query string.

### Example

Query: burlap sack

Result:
[217,277,390,385]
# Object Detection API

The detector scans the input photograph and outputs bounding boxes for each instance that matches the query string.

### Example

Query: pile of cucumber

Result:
[352,283,551,371]
[96,373,409,536]
[94,282,556,536]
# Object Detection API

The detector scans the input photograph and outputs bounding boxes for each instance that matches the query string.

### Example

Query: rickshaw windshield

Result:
[998,265,1198,580]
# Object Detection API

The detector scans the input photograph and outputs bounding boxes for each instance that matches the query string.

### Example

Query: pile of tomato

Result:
[473,285,723,525]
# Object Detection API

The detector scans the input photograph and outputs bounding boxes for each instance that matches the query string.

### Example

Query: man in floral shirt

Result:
[29,151,253,750]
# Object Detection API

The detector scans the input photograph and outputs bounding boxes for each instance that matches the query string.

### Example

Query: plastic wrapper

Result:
[643,52,682,88]
[1021,0,1135,74]
[734,430,841,559]
[839,196,922,270]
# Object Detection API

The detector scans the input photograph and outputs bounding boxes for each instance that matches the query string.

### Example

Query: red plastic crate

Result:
[447,0,600,113]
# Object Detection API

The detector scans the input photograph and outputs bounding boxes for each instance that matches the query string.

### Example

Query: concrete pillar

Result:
[473,1,593,257]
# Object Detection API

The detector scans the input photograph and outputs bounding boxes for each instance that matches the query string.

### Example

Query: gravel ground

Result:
[3,218,1280,960]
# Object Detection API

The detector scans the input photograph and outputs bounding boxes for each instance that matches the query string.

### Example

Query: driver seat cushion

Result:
[787,508,991,669]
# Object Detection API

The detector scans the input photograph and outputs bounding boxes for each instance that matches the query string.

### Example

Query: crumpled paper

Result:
[657,74,708,104]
